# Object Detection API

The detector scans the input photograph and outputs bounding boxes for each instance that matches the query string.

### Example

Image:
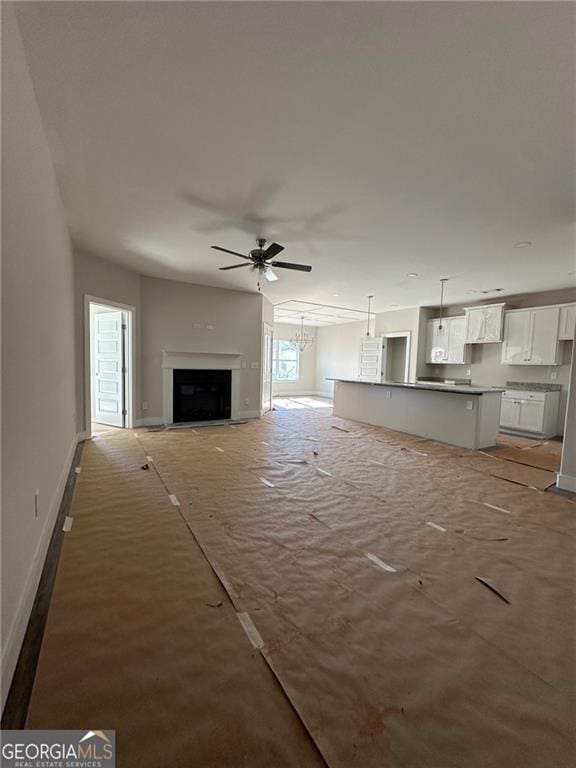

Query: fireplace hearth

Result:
[172,369,232,422]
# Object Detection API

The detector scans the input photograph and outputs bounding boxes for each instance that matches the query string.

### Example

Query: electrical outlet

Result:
[206,323,214,330]
[466,368,472,377]
[385,390,392,398]
[550,370,558,380]
[244,398,249,406]
[142,401,149,411]
[466,401,474,410]
[250,362,259,369]
[193,322,202,329]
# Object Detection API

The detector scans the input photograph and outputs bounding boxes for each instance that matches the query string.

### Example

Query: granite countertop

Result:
[505,381,562,392]
[327,378,505,396]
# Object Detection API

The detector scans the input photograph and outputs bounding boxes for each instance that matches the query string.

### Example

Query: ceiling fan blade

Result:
[263,242,284,260]
[269,260,312,272]
[211,245,250,259]
[219,263,251,271]
[263,267,279,282]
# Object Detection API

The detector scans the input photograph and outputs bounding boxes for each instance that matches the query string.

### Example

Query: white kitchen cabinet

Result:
[464,303,505,343]
[426,316,471,365]
[499,390,560,437]
[558,305,576,341]
[501,307,560,365]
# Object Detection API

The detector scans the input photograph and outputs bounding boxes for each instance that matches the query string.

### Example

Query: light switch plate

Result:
[466,400,474,410]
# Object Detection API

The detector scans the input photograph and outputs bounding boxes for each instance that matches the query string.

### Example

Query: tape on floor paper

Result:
[62,516,74,532]
[317,468,333,477]
[146,456,154,462]
[483,502,512,515]
[426,521,447,532]
[365,552,396,572]
[237,612,264,649]
[169,494,181,507]
[215,447,224,453]
[259,477,275,488]
[74,467,81,474]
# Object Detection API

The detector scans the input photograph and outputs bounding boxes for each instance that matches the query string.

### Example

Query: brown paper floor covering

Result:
[27,403,575,767]
[25,429,325,768]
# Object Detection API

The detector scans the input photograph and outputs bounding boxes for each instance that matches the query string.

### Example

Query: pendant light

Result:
[365,295,374,337]
[438,279,448,331]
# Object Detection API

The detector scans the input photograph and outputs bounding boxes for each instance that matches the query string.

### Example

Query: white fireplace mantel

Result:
[162,350,243,424]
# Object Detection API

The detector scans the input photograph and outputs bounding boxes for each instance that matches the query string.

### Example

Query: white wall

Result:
[272,323,318,396]
[316,320,365,397]
[1,5,77,710]
[140,277,263,421]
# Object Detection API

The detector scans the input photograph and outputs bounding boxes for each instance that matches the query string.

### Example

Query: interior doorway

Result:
[382,332,411,383]
[85,296,135,437]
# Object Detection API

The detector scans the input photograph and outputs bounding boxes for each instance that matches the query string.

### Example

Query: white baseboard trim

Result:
[1,431,82,714]
[556,472,576,493]
[135,411,261,428]
[134,416,162,427]
[272,390,324,398]
[237,410,260,419]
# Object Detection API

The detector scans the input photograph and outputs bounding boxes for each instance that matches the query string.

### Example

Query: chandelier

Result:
[290,316,315,352]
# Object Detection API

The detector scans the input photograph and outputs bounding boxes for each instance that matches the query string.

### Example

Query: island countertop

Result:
[326,378,504,396]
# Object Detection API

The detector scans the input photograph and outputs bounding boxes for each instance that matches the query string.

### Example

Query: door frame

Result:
[382,331,411,383]
[84,294,135,436]
[261,322,274,414]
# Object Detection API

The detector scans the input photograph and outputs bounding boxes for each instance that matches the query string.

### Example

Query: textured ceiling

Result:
[16,1,576,313]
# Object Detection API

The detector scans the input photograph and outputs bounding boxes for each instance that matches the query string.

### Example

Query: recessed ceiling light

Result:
[406,273,419,278]
[332,293,340,297]
[514,241,532,248]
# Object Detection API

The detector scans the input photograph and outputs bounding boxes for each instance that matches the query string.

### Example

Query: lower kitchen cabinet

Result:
[500,390,560,437]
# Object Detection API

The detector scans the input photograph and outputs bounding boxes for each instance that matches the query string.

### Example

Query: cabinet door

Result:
[483,305,504,342]
[500,398,519,428]
[518,400,545,432]
[465,308,485,343]
[447,317,468,363]
[530,308,560,365]
[427,319,449,363]
[502,311,531,364]
[559,306,576,341]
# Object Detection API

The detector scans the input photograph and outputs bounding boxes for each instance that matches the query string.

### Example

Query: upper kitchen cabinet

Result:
[426,316,471,364]
[558,304,576,341]
[501,307,561,365]
[464,303,505,343]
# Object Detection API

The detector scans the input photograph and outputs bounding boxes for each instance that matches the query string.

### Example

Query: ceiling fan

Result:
[212,238,312,282]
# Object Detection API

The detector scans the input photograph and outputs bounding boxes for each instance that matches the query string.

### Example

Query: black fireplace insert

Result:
[172,369,232,422]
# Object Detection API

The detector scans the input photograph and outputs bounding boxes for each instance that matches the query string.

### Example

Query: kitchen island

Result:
[329,379,504,450]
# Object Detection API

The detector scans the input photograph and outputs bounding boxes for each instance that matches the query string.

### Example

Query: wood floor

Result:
[25,404,575,767]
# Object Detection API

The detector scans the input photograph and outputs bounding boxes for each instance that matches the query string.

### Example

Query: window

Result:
[273,340,299,381]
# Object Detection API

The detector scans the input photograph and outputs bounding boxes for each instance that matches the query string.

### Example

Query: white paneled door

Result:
[94,310,126,427]
[262,323,273,413]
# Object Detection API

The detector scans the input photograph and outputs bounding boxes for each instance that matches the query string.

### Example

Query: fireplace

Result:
[172,369,232,423]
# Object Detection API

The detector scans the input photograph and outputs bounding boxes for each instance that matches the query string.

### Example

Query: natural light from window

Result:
[273,340,299,382]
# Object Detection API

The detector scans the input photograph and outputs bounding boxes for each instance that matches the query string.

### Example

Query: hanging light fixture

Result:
[365,295,374,337]
[290,316,315,352]
[438,278,449,330]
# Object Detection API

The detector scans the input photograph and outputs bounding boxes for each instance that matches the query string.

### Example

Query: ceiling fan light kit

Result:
[212,237,312,287]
